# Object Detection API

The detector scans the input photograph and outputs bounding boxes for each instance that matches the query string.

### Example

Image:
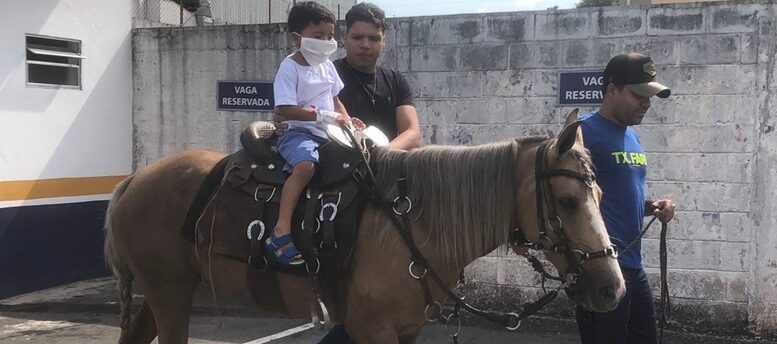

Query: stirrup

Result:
[310,296,331,329]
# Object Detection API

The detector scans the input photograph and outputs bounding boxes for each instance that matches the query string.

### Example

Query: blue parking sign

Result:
[558,70,605,106]
[217,81,274,111]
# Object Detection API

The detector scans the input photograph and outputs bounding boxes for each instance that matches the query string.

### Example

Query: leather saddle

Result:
[236,121,367,188]
[187,121,371,276]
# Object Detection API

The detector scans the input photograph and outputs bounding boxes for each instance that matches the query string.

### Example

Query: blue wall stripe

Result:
[0,200,110,299]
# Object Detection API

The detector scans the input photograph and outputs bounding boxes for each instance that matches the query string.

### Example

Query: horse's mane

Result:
[368,136,549,264]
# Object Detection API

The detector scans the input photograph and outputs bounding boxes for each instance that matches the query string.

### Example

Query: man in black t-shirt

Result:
[318,5,420,344]
[333,3,420,150]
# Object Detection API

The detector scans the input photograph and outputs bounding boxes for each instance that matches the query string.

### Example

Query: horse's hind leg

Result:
[142,279,199,344]
[118,301,157,344]
[131,257,200,344]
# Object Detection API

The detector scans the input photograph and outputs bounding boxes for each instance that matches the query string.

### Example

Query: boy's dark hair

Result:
[288,1,336,34]
[345,2,386,32]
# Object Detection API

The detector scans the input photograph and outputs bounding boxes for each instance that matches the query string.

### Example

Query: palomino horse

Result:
[104,111,625,343]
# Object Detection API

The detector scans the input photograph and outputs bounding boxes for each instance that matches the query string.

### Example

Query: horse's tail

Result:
[103,175,135,332]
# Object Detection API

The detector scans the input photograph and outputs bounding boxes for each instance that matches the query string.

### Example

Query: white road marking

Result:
[1,319,73,335]
[242,323,315,344]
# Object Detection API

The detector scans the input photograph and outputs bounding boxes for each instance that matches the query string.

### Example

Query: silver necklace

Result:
[348,63,377,106]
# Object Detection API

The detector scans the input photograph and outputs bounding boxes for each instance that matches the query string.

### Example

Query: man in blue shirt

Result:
[575,53,676,344]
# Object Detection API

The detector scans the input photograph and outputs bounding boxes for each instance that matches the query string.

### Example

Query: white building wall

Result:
[0,0,133,299]
[0,0,133,204]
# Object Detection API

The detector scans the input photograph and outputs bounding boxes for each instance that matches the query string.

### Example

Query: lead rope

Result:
[659,221,669,344]
[620,216,670,344]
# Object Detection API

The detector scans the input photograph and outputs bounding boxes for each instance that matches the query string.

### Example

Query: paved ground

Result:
[0,278,580,343]
[0,311,584,343]
[0,278,775,343]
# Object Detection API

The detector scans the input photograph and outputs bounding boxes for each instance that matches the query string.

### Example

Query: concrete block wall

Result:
[132,25,292,167]
[132,0,777,335]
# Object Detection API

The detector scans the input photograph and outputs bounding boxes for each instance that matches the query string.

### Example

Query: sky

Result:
[364,0,579,17]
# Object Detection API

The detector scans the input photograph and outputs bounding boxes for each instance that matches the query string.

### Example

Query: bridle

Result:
[523,139,670,343]
[347,130,623,337]
[513,140,618,283]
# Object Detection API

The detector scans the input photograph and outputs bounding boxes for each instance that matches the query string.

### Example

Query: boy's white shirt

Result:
[273,55,344,138]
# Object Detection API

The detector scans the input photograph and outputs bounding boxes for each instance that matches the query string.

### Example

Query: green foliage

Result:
[575,0,619,8]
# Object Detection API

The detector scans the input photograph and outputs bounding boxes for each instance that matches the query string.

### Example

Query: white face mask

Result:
[298,37,338,66]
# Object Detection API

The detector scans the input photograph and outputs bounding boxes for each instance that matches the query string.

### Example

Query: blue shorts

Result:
[276,129,325,173]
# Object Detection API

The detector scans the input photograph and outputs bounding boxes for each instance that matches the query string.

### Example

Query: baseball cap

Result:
[603,53,671,98]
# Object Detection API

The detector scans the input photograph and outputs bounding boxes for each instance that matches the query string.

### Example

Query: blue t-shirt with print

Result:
[579,111,647,269]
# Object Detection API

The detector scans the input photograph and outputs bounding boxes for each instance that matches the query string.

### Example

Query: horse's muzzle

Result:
[574,263,625,313]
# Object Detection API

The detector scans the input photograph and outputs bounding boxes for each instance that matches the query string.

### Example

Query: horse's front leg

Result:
[347,322,400,344]
[398,332,421,344]
[347,324,422,344]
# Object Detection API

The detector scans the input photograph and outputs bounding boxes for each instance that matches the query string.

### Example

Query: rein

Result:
[620,216,671,344]
[341,126,668,342]
[347,133,619,339]
[365,173,525,329]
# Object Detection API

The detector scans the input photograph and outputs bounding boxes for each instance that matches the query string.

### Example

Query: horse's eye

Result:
[558,196,579,209]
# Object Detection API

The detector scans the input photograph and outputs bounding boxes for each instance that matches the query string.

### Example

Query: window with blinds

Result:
[26,34,85,88]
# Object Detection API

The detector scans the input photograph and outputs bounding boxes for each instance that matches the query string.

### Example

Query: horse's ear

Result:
[557,120,583,156]
[563,108,579,126]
